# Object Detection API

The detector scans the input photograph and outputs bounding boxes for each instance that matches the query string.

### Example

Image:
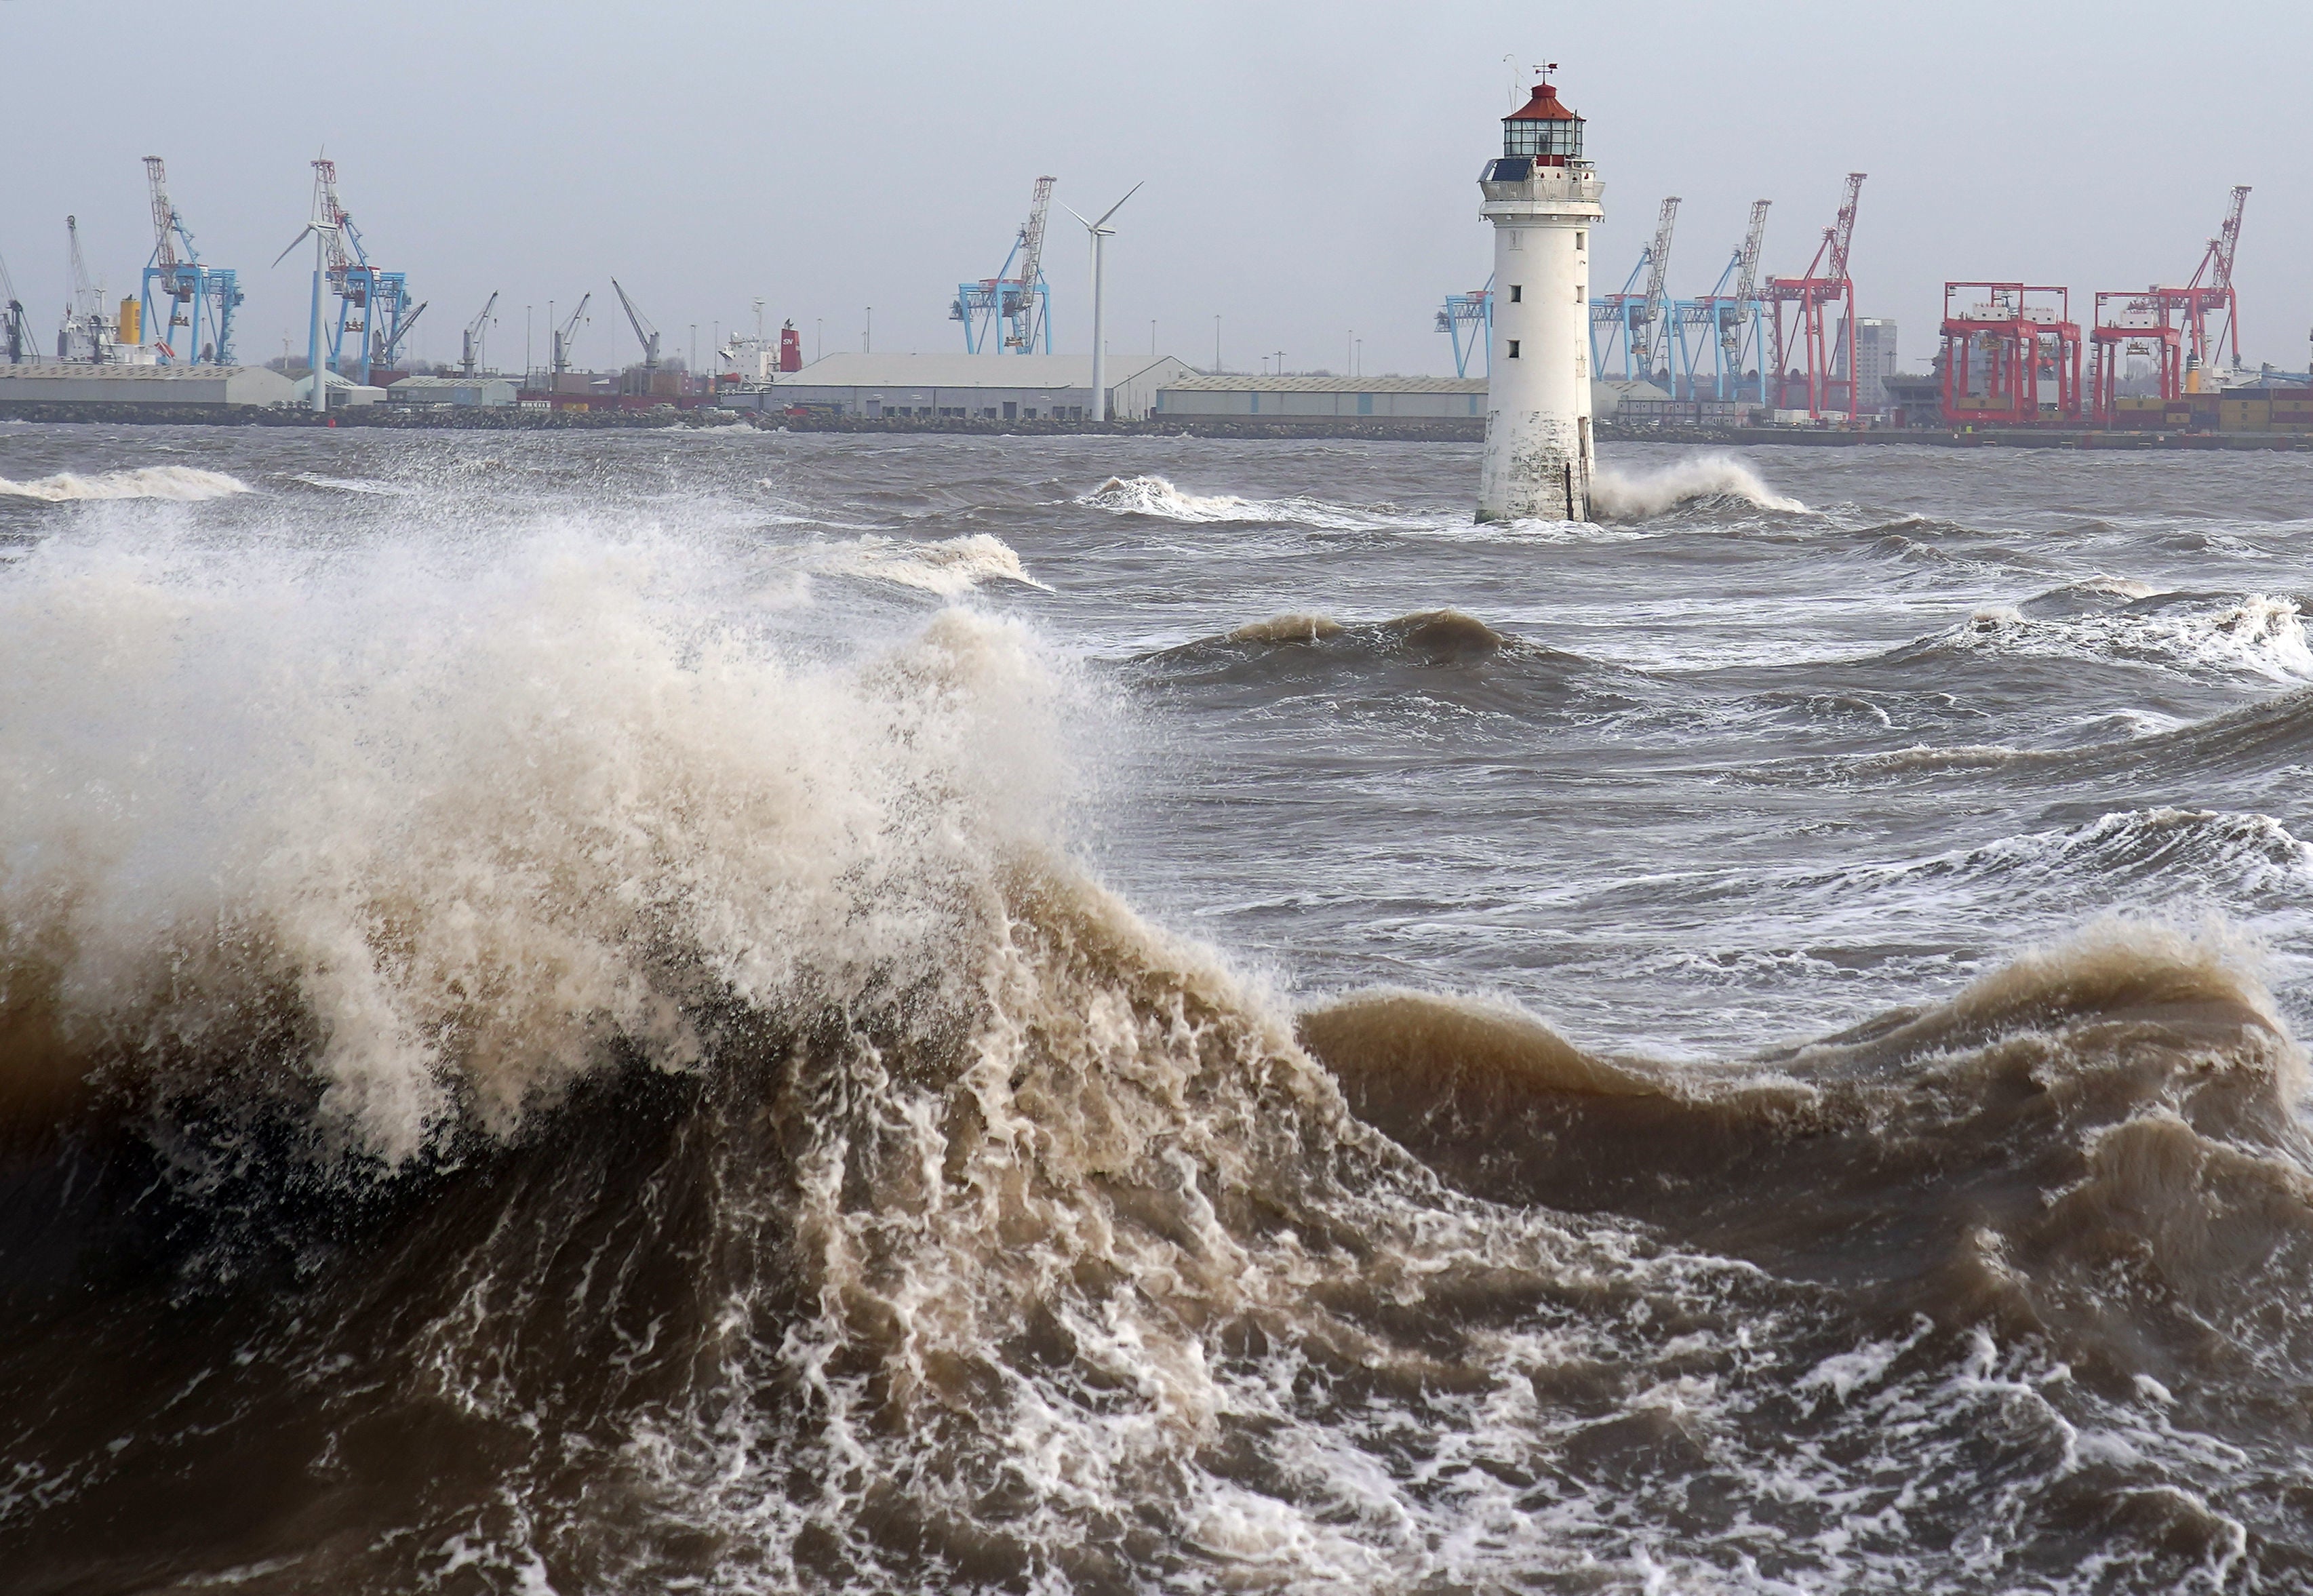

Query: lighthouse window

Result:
[1576,285,1585,303]
[1507,231,1523,252]
[1577,231,1587,250]
[1509,285,1522,303]
[1507,340,1521,359]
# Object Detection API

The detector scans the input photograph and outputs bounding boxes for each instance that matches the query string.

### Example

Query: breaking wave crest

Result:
[814,531,1051,594]
[0,525,1072,1161]
[1589,453,1806,520]
[1081,473,1402,530]
[0,465,254,502]
[1926,589,2313,681]
[1301,916,2312,1370]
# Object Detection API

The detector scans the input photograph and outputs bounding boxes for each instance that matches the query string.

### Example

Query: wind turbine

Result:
[273,161,341,413]
[1063,182,1141,423]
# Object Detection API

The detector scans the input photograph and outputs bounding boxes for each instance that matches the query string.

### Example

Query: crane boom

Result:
[1008,177,1056,351]
[1733,199,1771,303]
[311,159,357,277]
[66,216,100,317]
[610,278,660,369]
[1825,173,1865,282]
[462,291,498,374]
[1640,197,1680,313]
[2190,184,2250,291]
[144,157,178,271]
[552,292,591,376]
[378,300,425,366]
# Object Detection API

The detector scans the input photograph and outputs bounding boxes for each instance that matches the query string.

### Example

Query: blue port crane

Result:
[1590,196,1678,384]
[137,157,242,365]
[1435,276,1493,377]
[0,252,30,363]
[1665,200,1771,401]
[309,159,422,384]
[952,177,1055,353]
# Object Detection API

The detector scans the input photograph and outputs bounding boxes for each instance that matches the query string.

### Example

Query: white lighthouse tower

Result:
[1476,68,1605,523]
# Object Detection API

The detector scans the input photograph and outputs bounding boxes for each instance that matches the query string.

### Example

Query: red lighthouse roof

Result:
[1507,73,1578,122]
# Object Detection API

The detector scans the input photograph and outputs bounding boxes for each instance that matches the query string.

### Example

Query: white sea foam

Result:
[1589,453,1806,519]
[1946,593,2313,681]
[1080,473,1406,531]
[0,465,253,502]
[815,531,1052,594]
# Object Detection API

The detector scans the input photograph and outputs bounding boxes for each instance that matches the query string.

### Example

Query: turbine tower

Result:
[1064,183,1141,422]
[273,163,345,410]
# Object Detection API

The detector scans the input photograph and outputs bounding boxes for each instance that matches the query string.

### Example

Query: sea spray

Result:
[1588,452,1805,519]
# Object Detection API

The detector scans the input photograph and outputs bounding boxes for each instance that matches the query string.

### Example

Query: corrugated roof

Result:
[774,352,1189,388]
[1158,375,1486,393]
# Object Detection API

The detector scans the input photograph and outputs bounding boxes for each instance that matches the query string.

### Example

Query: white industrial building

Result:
[292,370,386,407]
[388,374,518,407]
[1151,374,1664,420]
[1155,374,1486,418]
[0,363,295,406]
[761,353,1193,420]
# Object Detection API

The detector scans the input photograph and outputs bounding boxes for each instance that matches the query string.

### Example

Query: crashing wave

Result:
[1589,453,1806,520]
[1080,473,1403,531]
[814,531,1052,595]
[0,465,253,502]
[1940,591,2313,681]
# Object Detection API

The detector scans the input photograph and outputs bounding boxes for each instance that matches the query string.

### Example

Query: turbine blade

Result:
[271,226,315,268]
[1092,182,1144,228]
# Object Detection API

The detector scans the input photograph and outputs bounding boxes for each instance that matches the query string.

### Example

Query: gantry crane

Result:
[307,159,417,384]
[58,216,113,363]
[1764,173,1865,420]
[1592,196,1680,383]
[1435,277,1493,377]
[1665,200,1771,401]
[2150,186,2249,379]
[0,253,30,363]
[137,157,242,365]
[460,292,498,375]
[951,176,1056,354]
[551,294,591,378]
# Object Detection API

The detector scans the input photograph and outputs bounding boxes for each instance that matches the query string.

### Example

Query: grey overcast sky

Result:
[2,0,2307,377]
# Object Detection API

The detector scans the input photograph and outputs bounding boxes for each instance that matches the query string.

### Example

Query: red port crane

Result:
[2087,292,2182,423]
[1764,173,1865,421]
[2148,185,2248,380]
[1939,283,2082,426]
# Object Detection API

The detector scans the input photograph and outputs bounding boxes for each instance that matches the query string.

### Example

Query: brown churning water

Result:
[4,431,2313,1592]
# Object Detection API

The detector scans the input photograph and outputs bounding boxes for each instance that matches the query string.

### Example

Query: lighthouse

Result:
[1476,67,1605,523]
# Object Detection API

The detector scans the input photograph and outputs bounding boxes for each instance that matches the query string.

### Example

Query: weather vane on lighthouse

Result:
[1475,64,1604,523]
